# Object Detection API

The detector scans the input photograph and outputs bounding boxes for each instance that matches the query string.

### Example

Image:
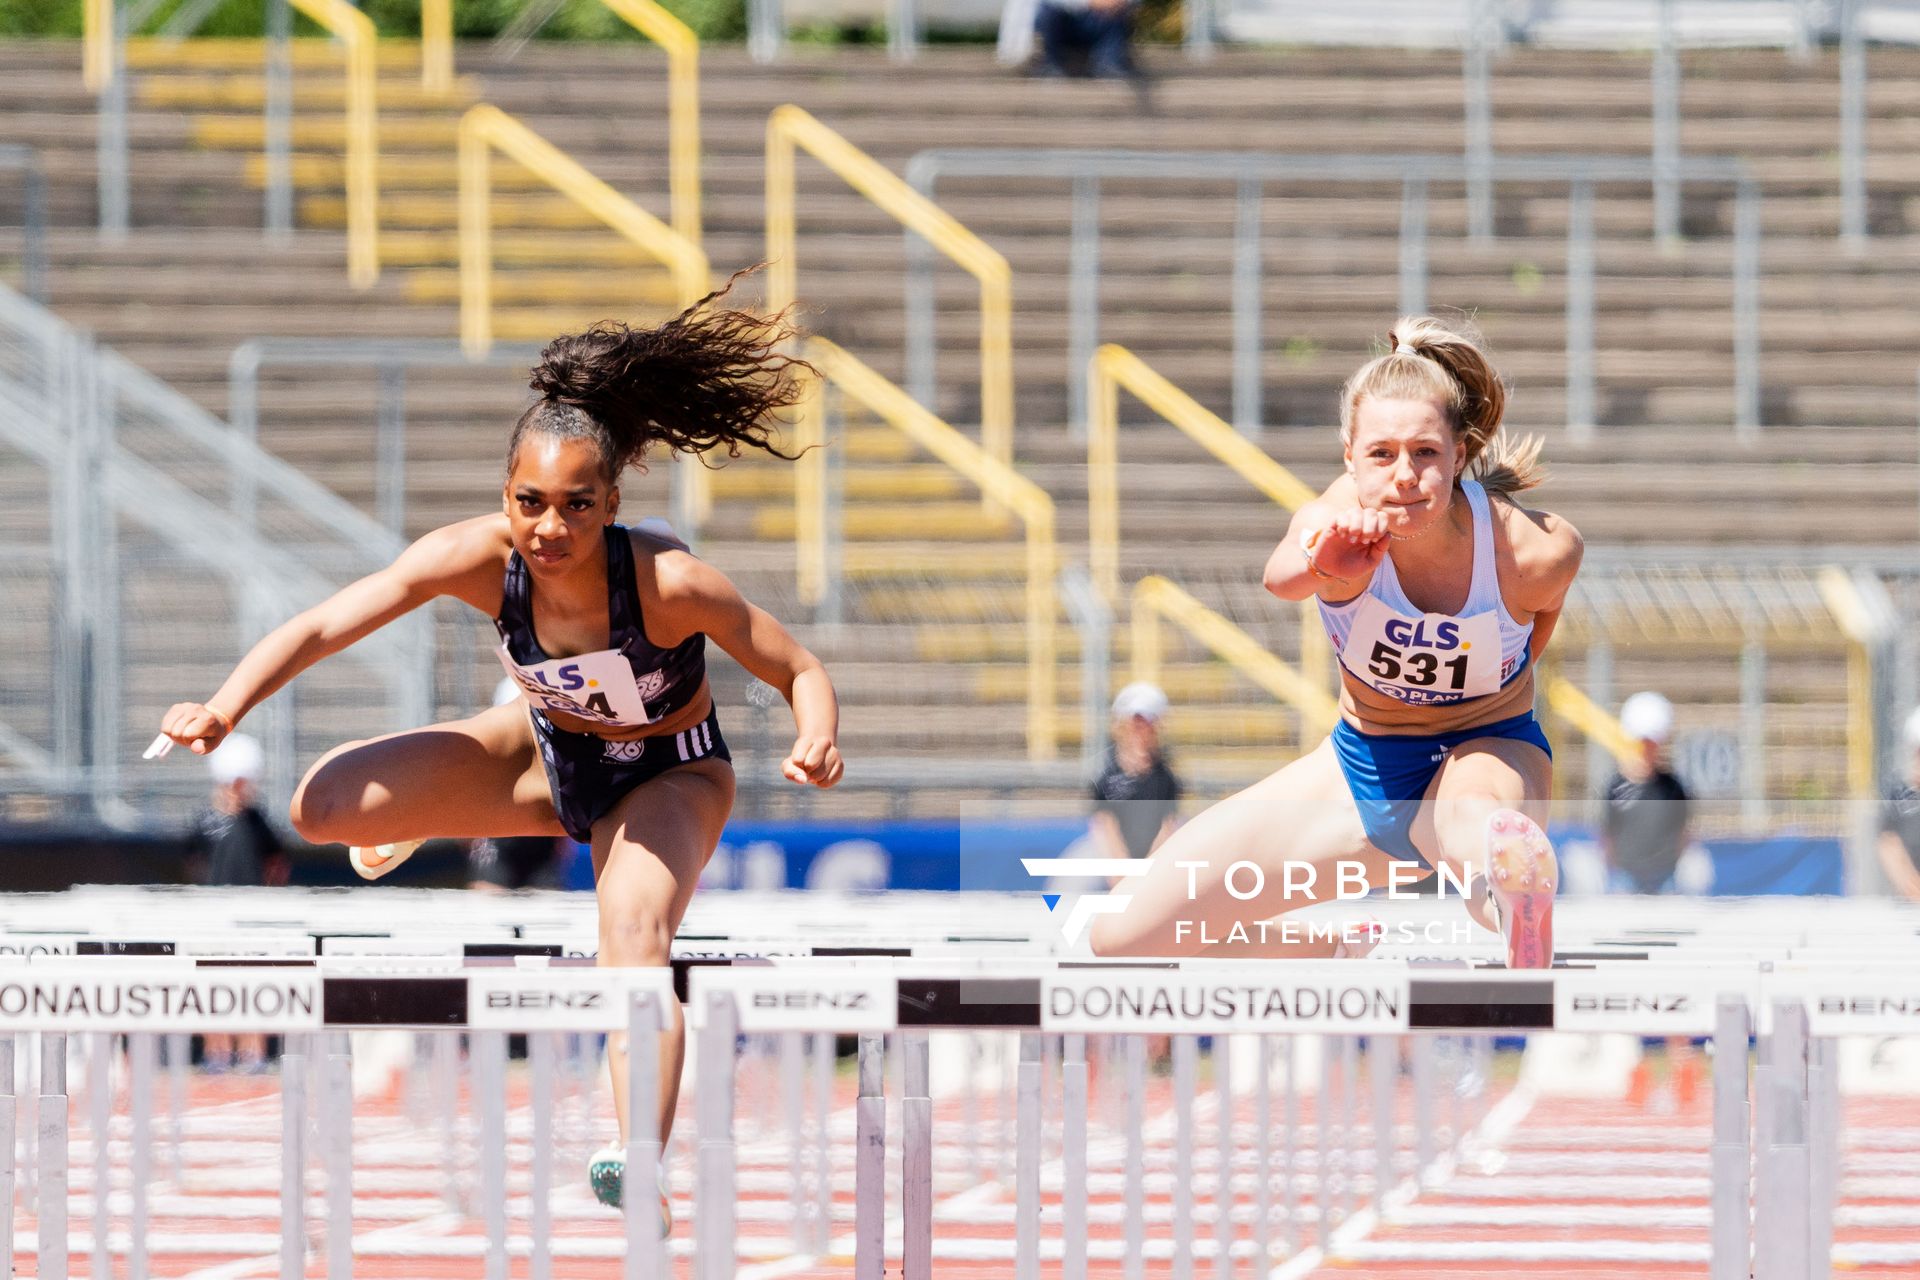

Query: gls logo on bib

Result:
[1339,595,1504,706]
[497,645,660,729]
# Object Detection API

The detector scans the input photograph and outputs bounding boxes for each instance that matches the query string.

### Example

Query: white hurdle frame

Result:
[1,919,1914,1277]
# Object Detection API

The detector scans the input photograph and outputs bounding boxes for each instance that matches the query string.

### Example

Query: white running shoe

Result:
[348,840,422,881]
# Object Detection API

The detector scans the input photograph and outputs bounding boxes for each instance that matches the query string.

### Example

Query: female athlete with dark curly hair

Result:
[151,279,842,1224]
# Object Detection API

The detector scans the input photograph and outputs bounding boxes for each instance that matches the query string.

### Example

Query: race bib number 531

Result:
[1339,596,1503,706]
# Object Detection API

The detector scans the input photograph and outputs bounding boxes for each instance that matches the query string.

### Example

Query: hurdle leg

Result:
[698,992,739,1280]
[1122,1035,1145,1280]
[1213,1034,1233,1279]
[624,991,665,1280]
[1281,1035,1297,1257]
[129,1032,155,1280]
[0,1035,14,1280]
[167,1031,188,1184]
[903,1031,933,1280]
[1371,1036,1398,1210]
[857,1032,888,1280]
[1171,1034,1196,1280]
[1807,1033,1838,1273]
[1709,995,1751,1280]
[88,1032,111,1280]
[432,1027,460,1212]
[530,1031,555,1280]
[323,1032,354,1280]
[811,1030,833,1255]
[39,1032,68,1280]
[781,1031,806,1254]
[1061,1034,1087,1280]
[1315,1036,1334,1249]
[1340,1035,1360,1224]
[1014,1032,1040,1280]
[1754,998,1809,1280]
[1409,1035,1435,1180]
[1254,1036,1272,1271]
[280,1032,308,1280]
[477,1029,508,1280]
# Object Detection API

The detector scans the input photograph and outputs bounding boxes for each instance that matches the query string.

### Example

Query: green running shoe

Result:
[588,1143,671,1236]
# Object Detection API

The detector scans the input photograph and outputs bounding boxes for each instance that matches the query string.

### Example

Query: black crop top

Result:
[493,524,707,732]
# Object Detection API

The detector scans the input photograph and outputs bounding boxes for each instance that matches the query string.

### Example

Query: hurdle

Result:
[0,888,1916,1276]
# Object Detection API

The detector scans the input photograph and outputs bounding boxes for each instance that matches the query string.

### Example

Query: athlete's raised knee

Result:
[288,748,368,845]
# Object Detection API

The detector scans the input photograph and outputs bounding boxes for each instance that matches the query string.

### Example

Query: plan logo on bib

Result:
[1020,858,1152,945]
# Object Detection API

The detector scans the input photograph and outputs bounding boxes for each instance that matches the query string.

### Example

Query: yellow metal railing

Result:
[298,0,380,288]
[766,105,1014,474]
[584,0,702,246]
[1089,343,1315,598]
[458,103,709,356]
[1542,673,1639,770]
[84,0,113,90]
[796,338,1057,760]
[419,0,698,236]
[421,0,453,93]
[1130,575,1341,746]
[1816,566,1876,800]
[88,0,458,92]
[1089,343,1328,689]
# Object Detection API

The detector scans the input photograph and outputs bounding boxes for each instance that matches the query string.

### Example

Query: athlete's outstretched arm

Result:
[157,519,505,755]
[1262,475,1384,602]
[658,553,843,789]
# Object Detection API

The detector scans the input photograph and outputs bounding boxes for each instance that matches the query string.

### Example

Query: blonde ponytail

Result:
[1340,315,1545,497]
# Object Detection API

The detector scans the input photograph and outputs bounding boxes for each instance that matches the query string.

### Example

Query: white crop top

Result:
[1315,479,1533,708]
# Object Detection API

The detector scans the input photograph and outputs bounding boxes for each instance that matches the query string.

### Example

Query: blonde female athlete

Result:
[1091,316,1581,969]
[151,286,843,1219]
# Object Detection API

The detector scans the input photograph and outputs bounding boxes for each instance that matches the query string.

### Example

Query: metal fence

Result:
[0,280,430,824]
[905,148,1762,440]
[0,147,48,305]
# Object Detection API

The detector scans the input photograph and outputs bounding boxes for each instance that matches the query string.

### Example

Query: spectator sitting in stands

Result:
[1034,0,1139,79]
[1876,708,1920,903]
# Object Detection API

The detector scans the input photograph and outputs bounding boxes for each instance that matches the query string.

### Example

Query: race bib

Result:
[497,645,661,729]
[1338,594,1505,706]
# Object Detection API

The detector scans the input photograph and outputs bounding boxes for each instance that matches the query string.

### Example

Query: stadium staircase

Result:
[0,39,1909,823]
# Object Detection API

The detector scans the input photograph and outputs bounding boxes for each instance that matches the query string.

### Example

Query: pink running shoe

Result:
[1484,809,1557,969]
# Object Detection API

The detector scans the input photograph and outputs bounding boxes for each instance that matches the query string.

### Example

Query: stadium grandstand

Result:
[1,0,1919,1274]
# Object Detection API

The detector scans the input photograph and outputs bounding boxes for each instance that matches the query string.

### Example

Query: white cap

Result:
[1904,706,1920,751]
[1111,682,1169,723]
[493,676,523,708]
[1619,691,1675,745]
[206,732,264,786]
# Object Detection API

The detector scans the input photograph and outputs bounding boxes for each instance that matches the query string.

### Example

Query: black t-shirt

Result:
[1881,782,1920,871]
[190,806,284,888]
[1091,748,1181,859]
[1601,768,1691,893]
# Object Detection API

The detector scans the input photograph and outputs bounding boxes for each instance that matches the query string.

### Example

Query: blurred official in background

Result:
[1601,691,1691,896]
[190,733,286,1072]
[1876,708,1920,902]
[1090,682,1182,877]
